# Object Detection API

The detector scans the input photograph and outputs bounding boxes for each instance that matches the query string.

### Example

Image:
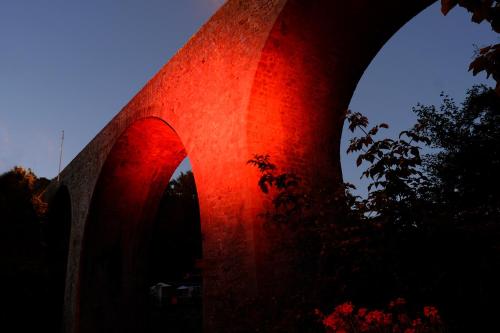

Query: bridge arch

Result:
[79,118,195,333]
[53,1,443,332]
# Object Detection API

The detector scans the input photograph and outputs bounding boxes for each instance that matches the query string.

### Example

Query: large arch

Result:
[47,1,440,332]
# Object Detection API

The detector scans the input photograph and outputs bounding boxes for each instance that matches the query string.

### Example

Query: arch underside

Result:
[55,1,438,332]
[80,118,186,333]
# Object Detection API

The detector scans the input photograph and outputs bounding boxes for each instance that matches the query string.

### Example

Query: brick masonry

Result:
[45,1,436,332]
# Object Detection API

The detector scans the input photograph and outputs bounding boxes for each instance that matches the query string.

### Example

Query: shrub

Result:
[316,299,445,333]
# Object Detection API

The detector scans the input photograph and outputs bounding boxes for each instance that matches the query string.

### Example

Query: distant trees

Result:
[442,0,500,93]
[0,166,48,224]
[0,167,51,332]
[415,86,500,223]
[247,2,500,331]
[148,171,202,284]
[147,170,203,332]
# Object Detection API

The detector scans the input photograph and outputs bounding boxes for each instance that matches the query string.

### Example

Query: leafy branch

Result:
[441,0,500,93]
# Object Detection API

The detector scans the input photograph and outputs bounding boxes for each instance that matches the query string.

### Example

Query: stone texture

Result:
[45,1,436,332]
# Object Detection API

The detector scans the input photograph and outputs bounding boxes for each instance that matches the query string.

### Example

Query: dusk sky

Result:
[0,1,497,193]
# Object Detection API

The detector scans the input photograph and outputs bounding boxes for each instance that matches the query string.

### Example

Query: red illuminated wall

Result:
[79,119,186,333]
[48,1,436,332]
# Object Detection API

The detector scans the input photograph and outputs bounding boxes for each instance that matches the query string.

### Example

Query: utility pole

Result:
[57,130,64,183]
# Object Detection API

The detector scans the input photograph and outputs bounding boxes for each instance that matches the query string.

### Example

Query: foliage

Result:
[345,85,500,332]
[470,44,500,93]
[414,85,500,222]
[316,299,445,333]
[346,85,500,227]
[149,171,202,283]
[0,167,52,332]
[247,155,305,224]
[0,166,48,224]
[441,0,500,30]
[441,0,500,93]
[164,170,199,199]
[248,153,400,333]
[345,110,430,227]
[249,85,500,333]
[147,170,203,332]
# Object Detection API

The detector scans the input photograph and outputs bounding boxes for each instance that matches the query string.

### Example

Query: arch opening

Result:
[337,3,499,332]
[46,185,72,333]
[79,118,202,333]
[342,1,497,196]
[146,161,202,332]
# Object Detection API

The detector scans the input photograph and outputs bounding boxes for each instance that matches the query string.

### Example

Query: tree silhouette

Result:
[0,167,51,332]
[442,0,500,93]
[148,170,201,283]
[249,85,500,332]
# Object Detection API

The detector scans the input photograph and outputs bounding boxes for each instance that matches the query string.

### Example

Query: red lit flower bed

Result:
[316,299,445,333]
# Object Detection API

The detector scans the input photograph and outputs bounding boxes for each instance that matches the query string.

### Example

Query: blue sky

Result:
[343,2,497,195]
[0,1,497,193]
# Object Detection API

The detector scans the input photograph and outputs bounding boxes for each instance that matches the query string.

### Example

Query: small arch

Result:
[79,118,201,333]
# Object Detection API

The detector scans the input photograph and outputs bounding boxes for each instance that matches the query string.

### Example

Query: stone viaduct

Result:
[46,0,436,332]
